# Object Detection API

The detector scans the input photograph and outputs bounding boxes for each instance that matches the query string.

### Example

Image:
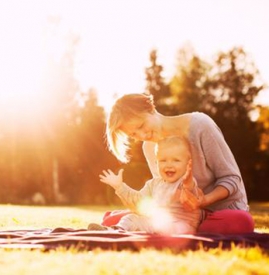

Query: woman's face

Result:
[120,113,161,142]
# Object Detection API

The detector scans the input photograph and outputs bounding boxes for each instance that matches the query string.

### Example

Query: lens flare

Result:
[137,197,174,234]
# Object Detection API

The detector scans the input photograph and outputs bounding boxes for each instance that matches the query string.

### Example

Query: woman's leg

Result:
[198,209,255,234]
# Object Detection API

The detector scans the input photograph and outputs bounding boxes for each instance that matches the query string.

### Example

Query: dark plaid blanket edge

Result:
[0,228,268,251]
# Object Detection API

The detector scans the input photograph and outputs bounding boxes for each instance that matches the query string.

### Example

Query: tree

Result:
[43,23,82,204]
[0,18,82,204]
[145,49,172,114]
[253,105,269,200]
[170,44,212,114]
[75,89,120,204]
[256,105,269,154]
[206,47,264,121]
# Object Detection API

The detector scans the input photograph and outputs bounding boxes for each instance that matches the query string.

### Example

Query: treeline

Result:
[144,46,269,201]
[0,43,268,205]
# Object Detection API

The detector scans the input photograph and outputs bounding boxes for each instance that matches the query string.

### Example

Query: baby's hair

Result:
[155,136,191,158]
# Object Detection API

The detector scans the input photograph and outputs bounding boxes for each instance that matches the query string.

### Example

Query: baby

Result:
[88,136,203,234]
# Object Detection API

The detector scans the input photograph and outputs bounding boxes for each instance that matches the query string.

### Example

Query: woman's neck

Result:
[159,113,191,138]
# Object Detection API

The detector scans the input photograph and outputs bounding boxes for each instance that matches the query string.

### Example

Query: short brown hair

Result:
[155,136,191,158]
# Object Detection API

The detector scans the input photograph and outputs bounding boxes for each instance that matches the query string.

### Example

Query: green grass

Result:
[0,203,268,275]
[0,204,107,230]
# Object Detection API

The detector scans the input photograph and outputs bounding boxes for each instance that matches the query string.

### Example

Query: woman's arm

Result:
[201,186,229,208]
[181,113,245,211]
[142,141,159,177]
[199,114,242,196]
[193,113,247,210]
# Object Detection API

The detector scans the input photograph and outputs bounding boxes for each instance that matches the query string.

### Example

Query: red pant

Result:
[198,209,254,234]
[101,209,254,234]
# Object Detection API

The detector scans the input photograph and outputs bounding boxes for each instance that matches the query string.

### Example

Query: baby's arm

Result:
[99,169,124,189]
[171,160,204,210]
[181,160,198,195]
[99,169,152,211]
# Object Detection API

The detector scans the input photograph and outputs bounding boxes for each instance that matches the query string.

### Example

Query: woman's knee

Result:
[198,210,255,234]
[232,210,255,233]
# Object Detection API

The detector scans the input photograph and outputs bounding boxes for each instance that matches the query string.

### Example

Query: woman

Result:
[103,93,254,234]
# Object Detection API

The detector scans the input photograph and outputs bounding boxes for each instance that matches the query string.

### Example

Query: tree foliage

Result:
[57,89,119,204]
[0,23,119,205]
[170,44,212,114]
[253,105,269,200]
[145,49,172,114]
[256,105,269,154]
[206,47,264,121]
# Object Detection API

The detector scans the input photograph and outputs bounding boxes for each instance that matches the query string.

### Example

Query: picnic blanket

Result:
[0,227,268,251]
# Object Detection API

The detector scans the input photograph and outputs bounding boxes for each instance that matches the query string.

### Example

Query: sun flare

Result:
[0,2,71,129]
[137,198,174,234]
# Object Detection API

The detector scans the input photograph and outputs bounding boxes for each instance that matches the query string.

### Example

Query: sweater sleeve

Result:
[198,114,241,195]
[115,180,153,211]
[142,141,159,178]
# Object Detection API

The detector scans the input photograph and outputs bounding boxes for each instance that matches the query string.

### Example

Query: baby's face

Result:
[157,143,189,183]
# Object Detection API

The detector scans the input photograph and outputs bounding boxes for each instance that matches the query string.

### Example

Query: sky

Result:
[0,0,269,115]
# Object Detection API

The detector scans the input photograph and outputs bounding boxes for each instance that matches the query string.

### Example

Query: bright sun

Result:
[0,42,46,122]
[0,2,67,128]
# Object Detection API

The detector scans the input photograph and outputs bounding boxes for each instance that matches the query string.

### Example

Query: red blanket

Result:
[0,228,268,251]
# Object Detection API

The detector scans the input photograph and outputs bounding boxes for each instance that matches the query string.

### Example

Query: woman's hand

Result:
[99,169,124,190]
[179,187,205,211]
[173,185,230,211]
[171,184,205,211]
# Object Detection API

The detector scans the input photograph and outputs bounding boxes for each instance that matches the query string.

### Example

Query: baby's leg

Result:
[117,213,154,233]
[170,222,196,234]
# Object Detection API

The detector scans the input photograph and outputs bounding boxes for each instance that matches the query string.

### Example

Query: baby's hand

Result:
[99,169,124,189]
[182,159,194,189]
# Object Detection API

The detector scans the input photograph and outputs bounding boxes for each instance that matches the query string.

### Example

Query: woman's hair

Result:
[106,93,155,163]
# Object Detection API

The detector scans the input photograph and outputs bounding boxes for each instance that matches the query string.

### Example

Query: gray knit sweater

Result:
[144,112,249,212]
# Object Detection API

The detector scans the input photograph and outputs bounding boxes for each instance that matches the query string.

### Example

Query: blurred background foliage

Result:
[0,34,268,205]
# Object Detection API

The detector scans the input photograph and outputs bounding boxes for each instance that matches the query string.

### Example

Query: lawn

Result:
[0,203,268,275]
